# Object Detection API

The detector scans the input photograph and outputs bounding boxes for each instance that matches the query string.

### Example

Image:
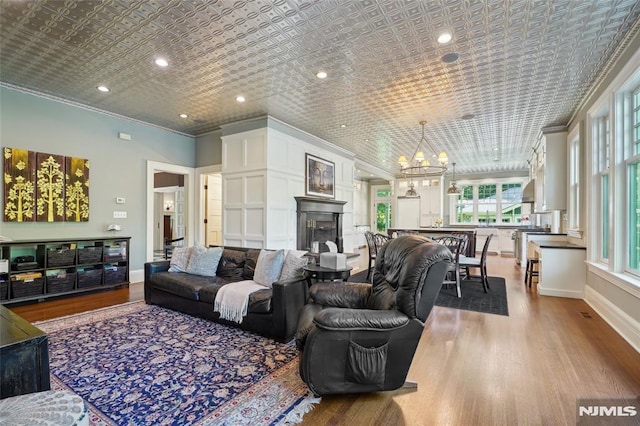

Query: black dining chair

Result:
[459,233,492,293]
[432,235,465,297]
[364,232,391,281]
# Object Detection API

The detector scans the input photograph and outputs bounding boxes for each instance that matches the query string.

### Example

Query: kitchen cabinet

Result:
[475,228,500,254]
[419,182,442,227]
[535,127,567,212]
[532,241,586,299]
[396,197,421,229]
[498,229,515,253]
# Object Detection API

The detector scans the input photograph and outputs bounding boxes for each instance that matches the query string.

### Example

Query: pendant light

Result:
[447,162,462,196]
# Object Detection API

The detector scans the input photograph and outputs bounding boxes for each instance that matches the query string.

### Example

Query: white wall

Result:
[0,87,195,272]
[220,118,355,251]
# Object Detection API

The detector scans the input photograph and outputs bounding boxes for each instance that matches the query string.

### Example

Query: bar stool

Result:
[524,258,539,287]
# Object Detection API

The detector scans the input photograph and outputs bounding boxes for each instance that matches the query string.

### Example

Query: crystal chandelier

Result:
[398,121,448,178]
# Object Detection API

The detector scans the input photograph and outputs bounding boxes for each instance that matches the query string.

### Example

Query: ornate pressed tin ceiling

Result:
[1,0,639,178]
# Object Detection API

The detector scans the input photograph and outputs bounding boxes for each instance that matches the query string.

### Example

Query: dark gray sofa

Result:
[144,246,308,342]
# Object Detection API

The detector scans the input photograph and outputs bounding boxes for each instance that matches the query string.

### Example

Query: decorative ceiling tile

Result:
[1,0,639,177]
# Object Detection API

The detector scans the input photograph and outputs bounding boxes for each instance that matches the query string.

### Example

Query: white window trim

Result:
[586,45,640,285]
[568,125,582,234]
[449,177,528,225]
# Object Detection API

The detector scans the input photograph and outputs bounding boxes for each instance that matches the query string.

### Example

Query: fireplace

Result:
[295,196,346,253]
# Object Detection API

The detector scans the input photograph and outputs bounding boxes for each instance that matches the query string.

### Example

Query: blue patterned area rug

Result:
[36,301,319,425]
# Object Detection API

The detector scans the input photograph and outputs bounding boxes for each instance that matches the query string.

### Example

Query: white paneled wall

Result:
[221,121,355,251]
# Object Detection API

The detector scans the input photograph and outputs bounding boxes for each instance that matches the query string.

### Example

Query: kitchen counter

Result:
[532,241,586,299]
[536,241,584,249]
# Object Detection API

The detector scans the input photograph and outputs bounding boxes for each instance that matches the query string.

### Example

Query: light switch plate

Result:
[113,211,127,219]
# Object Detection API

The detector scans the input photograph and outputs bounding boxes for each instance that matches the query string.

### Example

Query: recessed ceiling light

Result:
[179,113,188,119]
[437,33,452,44]
[236,95,246,103]
[316,71,327,79]
[155,58,169,67]
[340,124,347,128]
[441,52,460,63]
[97,85,110,93]
[493,146,499,151]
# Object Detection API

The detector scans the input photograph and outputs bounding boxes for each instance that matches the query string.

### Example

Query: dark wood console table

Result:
[0,305,50,398]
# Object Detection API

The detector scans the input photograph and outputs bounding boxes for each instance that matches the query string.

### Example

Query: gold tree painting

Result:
[3,147,36,222]
[65,157,89,222]
[3,148,90,222]
[36,152,65,222]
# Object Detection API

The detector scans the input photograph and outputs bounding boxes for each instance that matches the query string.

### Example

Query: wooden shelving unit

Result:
[0,237,130,305]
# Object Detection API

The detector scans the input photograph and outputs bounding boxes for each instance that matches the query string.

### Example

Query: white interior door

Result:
[175,187,185,239]
[206,174,222,246]
[154,192,164,250]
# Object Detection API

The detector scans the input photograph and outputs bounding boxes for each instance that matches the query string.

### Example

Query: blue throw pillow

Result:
[185,246,223,277]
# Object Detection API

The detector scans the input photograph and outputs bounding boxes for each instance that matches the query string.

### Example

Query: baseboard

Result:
[537,285,583,299]
[130,269,144,284]
[584,285,640,354]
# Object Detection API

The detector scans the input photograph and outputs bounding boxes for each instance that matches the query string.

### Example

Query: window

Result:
[453,185,473,223]
[595,114,610,261]
[501,183,522,223]
[477,184,497,224]
[450,179,527,225]
[627,88,640,274]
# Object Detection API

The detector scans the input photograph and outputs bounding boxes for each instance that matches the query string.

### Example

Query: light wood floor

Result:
[11,255,640,425]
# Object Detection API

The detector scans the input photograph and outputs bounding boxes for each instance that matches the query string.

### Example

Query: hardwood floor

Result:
[9,255,640,425]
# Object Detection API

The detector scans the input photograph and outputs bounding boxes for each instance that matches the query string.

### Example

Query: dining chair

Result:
[458,233,492,293]
[432,235,465,297]
[364,232,391,281]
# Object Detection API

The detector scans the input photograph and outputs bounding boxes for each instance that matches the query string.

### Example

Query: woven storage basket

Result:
[0,281,8,300]
[77,269,102,288]
[47,249,76,267]
[11,278,44,299]
[104,266,126,285]
[47,272,76,294]
[78,247,102,264]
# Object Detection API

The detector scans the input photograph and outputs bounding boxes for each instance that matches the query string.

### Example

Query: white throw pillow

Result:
[168,246,193,273]
[253,249,286,287]
[285,249,308,258]
[279,252,308,281]
[185,246,224,277]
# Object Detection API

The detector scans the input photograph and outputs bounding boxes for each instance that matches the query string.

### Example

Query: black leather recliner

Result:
[295,235,452,396]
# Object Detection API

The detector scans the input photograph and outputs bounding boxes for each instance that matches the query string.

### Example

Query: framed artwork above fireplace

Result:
[305,153,334,199]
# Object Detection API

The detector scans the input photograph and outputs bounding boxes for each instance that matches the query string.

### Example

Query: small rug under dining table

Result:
[348,270,509,316]
[35,301,320,425]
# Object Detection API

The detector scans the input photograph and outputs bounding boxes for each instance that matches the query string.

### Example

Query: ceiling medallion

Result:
[398,121,448,180]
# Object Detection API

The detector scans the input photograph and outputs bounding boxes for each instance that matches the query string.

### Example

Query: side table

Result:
[303,264,353,287]
[0,305,50,399]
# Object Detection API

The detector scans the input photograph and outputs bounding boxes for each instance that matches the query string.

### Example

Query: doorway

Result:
[146,161,194,262]
[371,185,392,233]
